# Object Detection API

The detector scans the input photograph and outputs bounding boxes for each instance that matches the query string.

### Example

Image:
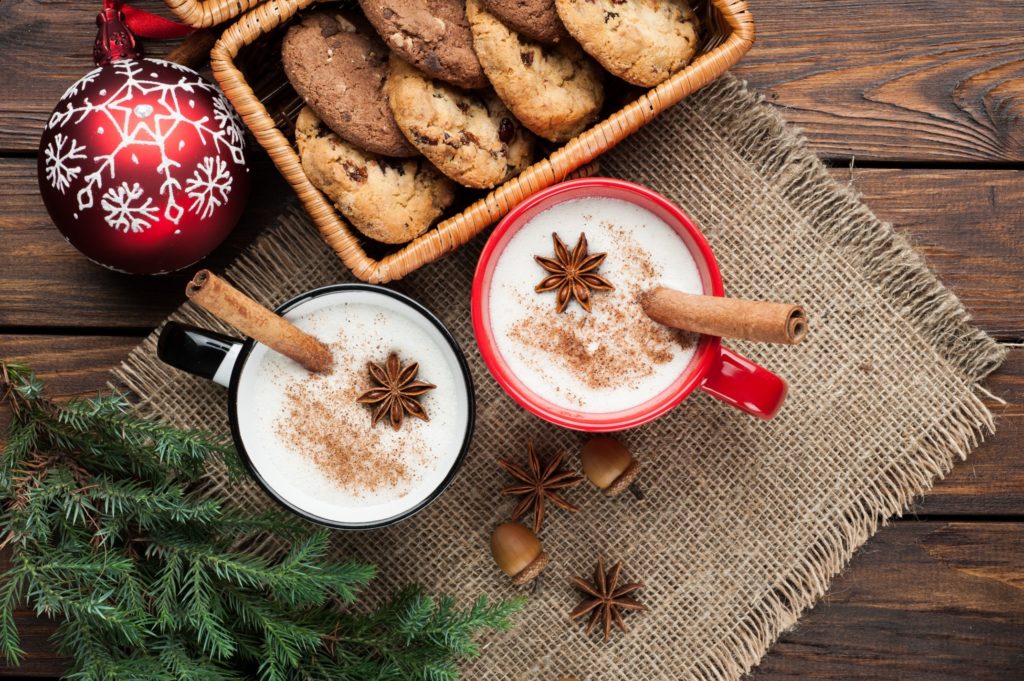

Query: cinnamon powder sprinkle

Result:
[273,336,429,498]
[510,223,695,397]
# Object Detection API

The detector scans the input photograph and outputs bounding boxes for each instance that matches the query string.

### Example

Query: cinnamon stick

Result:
[185,270,333,373]
[641,287,808,345]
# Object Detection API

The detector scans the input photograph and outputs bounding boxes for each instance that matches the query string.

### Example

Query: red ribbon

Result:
[105,0,193,40]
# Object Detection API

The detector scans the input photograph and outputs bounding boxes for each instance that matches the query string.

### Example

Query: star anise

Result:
[569,557,646,642]
[356,353,436,431]
[534,232,614,313]
[497,441,583,533]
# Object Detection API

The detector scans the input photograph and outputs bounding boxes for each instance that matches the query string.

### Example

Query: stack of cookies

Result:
[282,0,701,245]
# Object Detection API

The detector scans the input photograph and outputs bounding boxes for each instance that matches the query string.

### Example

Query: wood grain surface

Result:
[0,0,179,154]
[841,168,1024,340]
[0,335,139,397]
[0,0,1021,678]
[911,349,1023,516]
[2,157,1022,337]
[0,156,288,329]
[737,0,1024,162]
[752,522,1024,680]
[2,1,1020,161]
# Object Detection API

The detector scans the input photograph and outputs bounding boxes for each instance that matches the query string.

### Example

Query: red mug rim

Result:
[471,178,725,431]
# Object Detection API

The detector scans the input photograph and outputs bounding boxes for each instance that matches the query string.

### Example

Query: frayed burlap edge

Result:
[693,79,1004,383]
[640,77,1007,680]
[111,75,1008,680]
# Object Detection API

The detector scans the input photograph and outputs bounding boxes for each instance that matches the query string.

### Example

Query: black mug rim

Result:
[226,283,475,530]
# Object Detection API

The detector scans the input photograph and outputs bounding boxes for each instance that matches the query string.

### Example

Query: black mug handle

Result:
[157,321,243,388]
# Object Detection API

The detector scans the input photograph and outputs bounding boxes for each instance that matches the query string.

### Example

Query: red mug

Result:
[471,178,787,432]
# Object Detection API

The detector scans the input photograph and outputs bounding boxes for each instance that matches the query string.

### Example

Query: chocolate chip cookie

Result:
[282,10,416,157]
[479,0,568,45]
[467,0,603,142]
[358,0,488,90]
[295,107,456,244]
[555,0,699,87]
[386,55,534,189]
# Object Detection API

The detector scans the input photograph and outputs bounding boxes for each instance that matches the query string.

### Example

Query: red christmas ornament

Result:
[37,4,249,274]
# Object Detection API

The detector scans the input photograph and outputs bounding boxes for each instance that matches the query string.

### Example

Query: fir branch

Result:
[329,587,526,681]
[0,570,26,665]
[182,558,236,659]
[0,360,522,679]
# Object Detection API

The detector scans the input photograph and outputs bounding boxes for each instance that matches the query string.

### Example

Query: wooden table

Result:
[1,1,1021,678]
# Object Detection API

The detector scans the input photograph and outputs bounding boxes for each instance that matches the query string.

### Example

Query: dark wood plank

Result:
[833,168,1024,340]
[737,0,1024,162]
[0,334,142,452]
[0,0,178,154]
[912,348,1024,516]
[0,334,139,398]
[0,155,289,329]
[3,161,1022,336]
[752,522,1024,680]
[0,335,138,677]
[2,1,1021,161]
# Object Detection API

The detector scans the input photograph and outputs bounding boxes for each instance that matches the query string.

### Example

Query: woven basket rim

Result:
[209,0,755,283]
[164,0,266,28]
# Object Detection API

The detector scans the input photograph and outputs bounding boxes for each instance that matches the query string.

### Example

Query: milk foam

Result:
[235,289,470,526]
[488,197,703,414]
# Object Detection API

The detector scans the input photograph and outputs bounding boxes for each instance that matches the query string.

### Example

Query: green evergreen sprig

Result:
[0,361,522,680]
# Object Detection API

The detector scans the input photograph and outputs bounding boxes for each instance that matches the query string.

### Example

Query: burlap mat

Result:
[114,75,1006,680]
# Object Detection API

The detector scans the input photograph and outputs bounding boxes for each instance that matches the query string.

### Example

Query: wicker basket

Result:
[164,0,266,27]
[208,0,755,283]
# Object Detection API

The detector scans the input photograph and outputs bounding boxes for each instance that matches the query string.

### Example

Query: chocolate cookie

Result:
[386,55,535,189]
[555,0,699,87]
[479,0,568,45]
[282,10,416,157]
[358,0,488,89]
[467,0,603,142]
[295,107,456,244]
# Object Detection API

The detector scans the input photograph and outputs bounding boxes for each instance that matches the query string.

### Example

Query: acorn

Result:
[580,437,642,498]
[491,522,549,586]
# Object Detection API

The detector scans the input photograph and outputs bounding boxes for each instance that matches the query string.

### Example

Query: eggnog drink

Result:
[234,289,471,526]
[487,197,703,413]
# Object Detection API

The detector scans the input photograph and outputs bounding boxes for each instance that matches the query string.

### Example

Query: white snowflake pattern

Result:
[46,60,246,225]
[100,181,159,233]
[152,58,197,75]
[212,95,243,147]
[57,66,101,103]
[185,156,233,219]
[43,133,88,194]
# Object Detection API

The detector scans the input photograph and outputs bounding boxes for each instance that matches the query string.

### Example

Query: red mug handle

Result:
[699,347,788,419]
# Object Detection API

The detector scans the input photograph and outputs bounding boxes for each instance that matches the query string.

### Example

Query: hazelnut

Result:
[580,437,641,498]
[491,522,549,585]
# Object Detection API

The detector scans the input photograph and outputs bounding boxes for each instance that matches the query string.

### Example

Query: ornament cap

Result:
[94,6,142,66]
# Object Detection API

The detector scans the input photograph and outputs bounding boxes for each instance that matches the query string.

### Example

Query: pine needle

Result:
[0,361,523,678]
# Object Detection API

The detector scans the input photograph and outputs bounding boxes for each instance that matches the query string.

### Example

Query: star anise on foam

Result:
[356,353,436,431]
[569,557,646,642]
[497,441,583,533]
[534,232,614,313]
